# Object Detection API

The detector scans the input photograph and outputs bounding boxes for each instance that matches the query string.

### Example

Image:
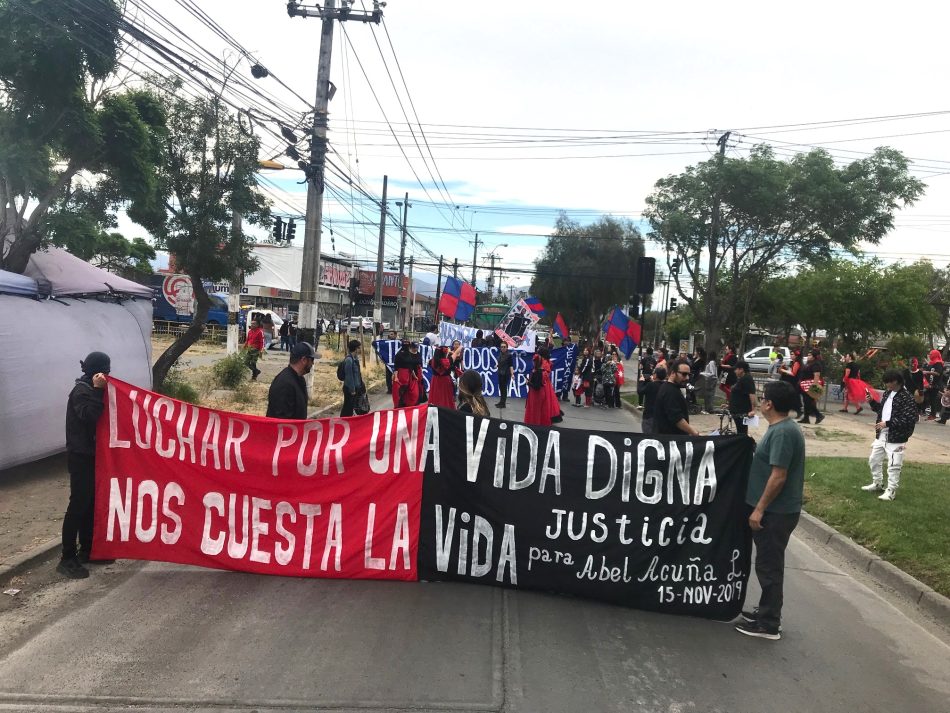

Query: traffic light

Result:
[272,216,284,241]
[628,294,640,317]
[670,258,681,275]
[669,298,678,311]
[286,219,296,242]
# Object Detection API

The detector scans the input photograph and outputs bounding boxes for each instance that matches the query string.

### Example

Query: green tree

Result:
[50,221,155,278]
[0,0,166,272]
[530,214,646,339]
[150,80,268,390]
[644,145,925,351]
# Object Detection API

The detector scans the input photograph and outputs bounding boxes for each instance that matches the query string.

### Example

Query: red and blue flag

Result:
[438,276,477,321]
[603,306,641,359]
[553,312,569,340]
[524,296,546,317]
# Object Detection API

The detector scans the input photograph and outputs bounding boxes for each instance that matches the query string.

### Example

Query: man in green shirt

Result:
[735,380,805,641]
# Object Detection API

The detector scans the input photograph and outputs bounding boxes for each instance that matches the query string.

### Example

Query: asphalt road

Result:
[0,398,948,713]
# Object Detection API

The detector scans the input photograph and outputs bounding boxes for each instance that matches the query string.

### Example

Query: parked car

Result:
[742,345,791,372]
[345,316,374,332]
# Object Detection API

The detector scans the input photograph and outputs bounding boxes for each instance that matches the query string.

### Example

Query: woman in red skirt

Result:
[525,350,554,426]
[427,345,456,409]
[392,339,423,408]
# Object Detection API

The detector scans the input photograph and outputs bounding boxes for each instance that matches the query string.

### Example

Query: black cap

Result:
[291,342,317,359]
[81,351,111,376]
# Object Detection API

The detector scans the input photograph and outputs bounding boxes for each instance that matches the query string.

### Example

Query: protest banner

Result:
[439,320,536,352]
[93,379,426,579]
[373,341,577,399]
[93,381,753,619]
[418,408,754,619]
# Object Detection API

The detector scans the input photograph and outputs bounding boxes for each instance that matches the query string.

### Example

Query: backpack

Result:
[337,358,347,381]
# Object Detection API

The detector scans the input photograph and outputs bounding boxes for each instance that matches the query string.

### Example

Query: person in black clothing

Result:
[638,347,656,407]
[341,340,365,417]
[267,342,315,419]
[385,330,398,394]
[637,366,667,434]
[653,359,701,436]
[495,341,514,408]
[58,352,113,580]
[471,330,485,348]
[798,349,825,424]
[729,360,759,436]
[779,350,804,418]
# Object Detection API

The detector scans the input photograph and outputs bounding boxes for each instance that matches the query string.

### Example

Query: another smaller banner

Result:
[373,341,577,399]
[440,320,536,353]
[603,307,641,359]
[495,299,541,349]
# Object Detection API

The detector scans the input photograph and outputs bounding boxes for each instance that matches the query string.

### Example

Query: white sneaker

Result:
[878,489,896,501]
[861,482,884,492]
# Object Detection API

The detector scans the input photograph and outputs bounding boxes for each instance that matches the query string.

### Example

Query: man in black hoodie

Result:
[59,351,113,579]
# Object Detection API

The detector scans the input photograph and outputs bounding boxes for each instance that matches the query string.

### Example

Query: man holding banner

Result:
[736,380,806,641]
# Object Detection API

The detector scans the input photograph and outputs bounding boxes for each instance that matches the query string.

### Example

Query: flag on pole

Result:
[603,306,641,359]
[553,312,569,340]
[524,296,546,318]
[438,276,477,321]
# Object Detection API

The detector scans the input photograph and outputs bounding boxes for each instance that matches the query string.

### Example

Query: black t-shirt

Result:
[925,361,945,389]
[637,379,663,419]
[844,363,861,381]
[729,373,756,414]
[906,369,925,392]
[641,355,656,377]
[497,351,512,380]
[722,352,738,385]
[653,382,690,435]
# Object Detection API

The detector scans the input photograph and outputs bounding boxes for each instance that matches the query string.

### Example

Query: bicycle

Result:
[716,408,736,436]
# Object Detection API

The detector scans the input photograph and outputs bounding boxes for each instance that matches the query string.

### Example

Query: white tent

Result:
[0,249,153,470]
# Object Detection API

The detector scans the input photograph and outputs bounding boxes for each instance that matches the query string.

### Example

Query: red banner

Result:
[93,379,427,580]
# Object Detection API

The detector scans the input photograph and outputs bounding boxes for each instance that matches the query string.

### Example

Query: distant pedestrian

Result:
[244,318,265,381]
[839,352,865,415]
[637,366,667,434]
[653,359,701,436]
[798,349,825,425]
[862,369,917,501]
[58,352,114,579]
[720,345,737,399]
[729,360,758,436]
[314,318,324,350]
[779,350,804,418]
[638,347,656,407]
[701,351,718,414]
[393,339,423,408]
[288,320,298,350]
[601,353,619,409]
[385,329,398,394]
[340,340,365,417]
[495,341,514,409]
[266,342,315,420]
[904,357,926,418]
[458,369,490,416]
[922,349,946,421]
[735,380,805,641]
[278,320,290,351]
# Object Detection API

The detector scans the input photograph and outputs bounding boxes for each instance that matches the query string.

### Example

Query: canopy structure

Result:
[0,248,154,470]
[24,247,153,297]
[0,269,39,297]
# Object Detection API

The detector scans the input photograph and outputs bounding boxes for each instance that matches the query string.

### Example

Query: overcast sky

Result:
[126,0,950,296]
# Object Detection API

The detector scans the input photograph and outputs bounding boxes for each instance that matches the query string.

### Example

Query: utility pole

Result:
[487,253,498,297]
[470,233,482,286]
[287,0,381,347]
[705,131,730,349]
[452,258,459,279]
[396,193,409,330]
[373,175,388,332]
[227,210,242,355]
[434,255,443,319]
[406,256,414,332]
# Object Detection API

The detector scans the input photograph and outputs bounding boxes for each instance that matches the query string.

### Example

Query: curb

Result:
[0,537,60,582]
[797,511,949,626]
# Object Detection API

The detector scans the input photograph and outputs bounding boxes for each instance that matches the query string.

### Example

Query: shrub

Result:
[212,352,248,389]
[158,379,200,404]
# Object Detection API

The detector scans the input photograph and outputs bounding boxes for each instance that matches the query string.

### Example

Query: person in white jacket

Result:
[702,351,719,414]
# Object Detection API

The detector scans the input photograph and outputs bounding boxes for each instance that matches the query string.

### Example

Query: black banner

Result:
[419,408,754,619]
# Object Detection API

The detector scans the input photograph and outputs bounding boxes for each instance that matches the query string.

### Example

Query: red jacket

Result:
[245,327,265,352]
